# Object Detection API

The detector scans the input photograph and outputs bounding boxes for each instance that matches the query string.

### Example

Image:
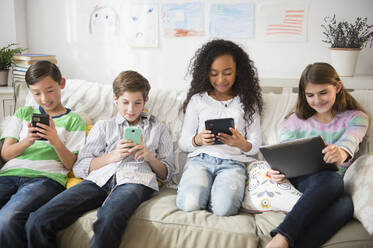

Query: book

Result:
[13,66,29,72]
[13,53,56,61]
[13,71,26,76]
[14,59,57,65]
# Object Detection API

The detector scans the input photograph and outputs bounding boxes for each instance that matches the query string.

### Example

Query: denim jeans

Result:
[0,176,64,248]
[176,153,246,216]
[270,171,354,248]
[26,177,154,248]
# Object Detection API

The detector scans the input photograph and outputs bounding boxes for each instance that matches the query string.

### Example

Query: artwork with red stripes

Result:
[258,3,308,42]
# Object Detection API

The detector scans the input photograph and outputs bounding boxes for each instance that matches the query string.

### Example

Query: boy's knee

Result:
[25,211,46,234]
[0,213,16,232]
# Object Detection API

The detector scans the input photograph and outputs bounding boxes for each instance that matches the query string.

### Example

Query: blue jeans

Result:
[176,153,246,216]
[270,171,354,248]
[0,176,64,248]
[26,177,154,248]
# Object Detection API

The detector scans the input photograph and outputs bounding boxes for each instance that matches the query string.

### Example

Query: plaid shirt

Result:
[73,112,174,191]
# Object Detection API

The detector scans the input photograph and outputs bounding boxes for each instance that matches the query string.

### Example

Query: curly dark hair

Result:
[183,39,263,125]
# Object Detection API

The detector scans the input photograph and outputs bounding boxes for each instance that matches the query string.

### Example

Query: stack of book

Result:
[11,54,57,110]
[12,54,57,85]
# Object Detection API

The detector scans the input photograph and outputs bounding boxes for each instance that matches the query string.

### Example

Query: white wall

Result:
[0,1,16,47]
[0,0,28,49]
[8,0,373,89]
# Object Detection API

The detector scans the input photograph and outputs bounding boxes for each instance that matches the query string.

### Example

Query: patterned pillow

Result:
[344,153,373,235]
[241,161,302,213]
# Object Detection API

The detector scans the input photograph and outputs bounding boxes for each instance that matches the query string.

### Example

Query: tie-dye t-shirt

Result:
[280,110,369,175]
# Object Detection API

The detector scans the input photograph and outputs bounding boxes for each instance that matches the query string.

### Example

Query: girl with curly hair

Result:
[176,39,263,216]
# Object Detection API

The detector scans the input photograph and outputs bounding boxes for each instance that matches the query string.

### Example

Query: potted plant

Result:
[0,43,25,86]
[321,15,373,76]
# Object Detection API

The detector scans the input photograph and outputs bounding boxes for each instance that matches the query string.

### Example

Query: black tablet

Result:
[205,118,234,145]
[259,136,338,178]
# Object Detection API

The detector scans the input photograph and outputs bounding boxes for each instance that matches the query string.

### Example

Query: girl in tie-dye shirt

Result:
[266,63,369,248]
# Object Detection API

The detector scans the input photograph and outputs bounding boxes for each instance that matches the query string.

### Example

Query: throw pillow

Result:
[65,124,93,189]
[241,161,302,213]
[66,171,83,189]
[344,153,373,235]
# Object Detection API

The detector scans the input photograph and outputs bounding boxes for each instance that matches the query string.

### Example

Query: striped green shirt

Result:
[0,106,86,186]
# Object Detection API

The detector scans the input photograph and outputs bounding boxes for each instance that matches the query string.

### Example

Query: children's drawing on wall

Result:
[161,2,204,37]
[257,3,309,42]
[125,3,158,47]
[89,4,120,44]
[209,3,254,38]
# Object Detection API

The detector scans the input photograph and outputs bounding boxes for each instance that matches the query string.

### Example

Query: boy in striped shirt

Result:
[0,60,86,248]
[26,70,175,248]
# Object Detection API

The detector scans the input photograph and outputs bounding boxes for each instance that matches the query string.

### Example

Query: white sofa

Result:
[4,79,373,247]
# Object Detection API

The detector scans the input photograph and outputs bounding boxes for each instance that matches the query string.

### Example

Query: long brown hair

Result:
[295,62,366,120]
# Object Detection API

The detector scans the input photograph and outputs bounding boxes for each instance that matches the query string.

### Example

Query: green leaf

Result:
[0,43,27,70]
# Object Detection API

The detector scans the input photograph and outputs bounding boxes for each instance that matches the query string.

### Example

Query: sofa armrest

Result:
[0,140,4,168]
[344,153,373,235]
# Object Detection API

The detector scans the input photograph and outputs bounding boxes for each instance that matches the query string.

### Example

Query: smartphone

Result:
[205,118,234,145]
[32,113,50,140]
[124,126,142,145]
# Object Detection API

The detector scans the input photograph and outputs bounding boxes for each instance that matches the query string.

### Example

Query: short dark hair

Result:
[113,70,150,100]
[25,60,62,86]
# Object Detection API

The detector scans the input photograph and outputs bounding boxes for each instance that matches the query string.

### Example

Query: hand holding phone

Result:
[124,126,142,145]
[31,113,50,140]
[205,118,234,145]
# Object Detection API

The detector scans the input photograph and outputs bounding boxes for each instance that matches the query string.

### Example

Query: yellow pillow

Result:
[65,124,93,189]
[66,171,83,189]
[86,124,93,136]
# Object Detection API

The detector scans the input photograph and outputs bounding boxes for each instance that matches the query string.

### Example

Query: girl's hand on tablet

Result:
[268,169,286,184]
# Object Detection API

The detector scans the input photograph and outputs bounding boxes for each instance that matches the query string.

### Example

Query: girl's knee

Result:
[210,182,245,216]
[338,194,354,217]
[317,171,344,193]
[176,185,208,212]
[211,203,240,216]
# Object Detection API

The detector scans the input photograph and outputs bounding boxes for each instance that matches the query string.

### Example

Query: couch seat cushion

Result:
[122,188,259,247]
[253,212,373,248]
[58,188,259,248]
[57,188,373,248]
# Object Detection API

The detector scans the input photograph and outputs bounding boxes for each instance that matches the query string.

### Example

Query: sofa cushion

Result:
[242,161,301,213]
[344,153,373,235]
[58,188,260,248]
[261,93,297,146]
[254,212,373,248]
[57,187,373,248]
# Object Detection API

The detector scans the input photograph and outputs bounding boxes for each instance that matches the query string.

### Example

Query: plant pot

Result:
[0,69,10,86]
[329,48,361,77]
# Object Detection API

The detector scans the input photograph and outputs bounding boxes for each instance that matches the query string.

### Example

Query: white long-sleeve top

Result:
[178,92,261,163]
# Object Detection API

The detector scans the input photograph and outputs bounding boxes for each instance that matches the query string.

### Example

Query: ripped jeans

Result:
[176,153,246,216]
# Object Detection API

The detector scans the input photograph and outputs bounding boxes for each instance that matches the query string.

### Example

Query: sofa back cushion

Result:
[21,80,373,164]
